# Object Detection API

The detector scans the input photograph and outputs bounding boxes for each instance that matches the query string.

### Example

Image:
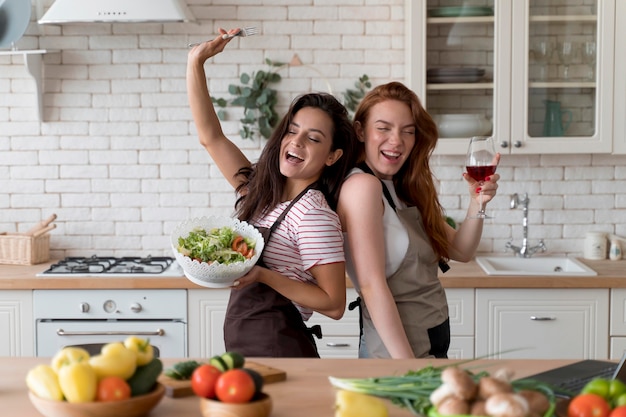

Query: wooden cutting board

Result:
[158,361,287,398]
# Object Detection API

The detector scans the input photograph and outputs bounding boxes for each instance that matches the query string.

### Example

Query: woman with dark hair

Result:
[187,28,357,357]
[337,81,500,358]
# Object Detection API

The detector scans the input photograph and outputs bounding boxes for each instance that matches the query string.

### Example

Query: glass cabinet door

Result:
[406,0,614,154]
[510,0,613,153]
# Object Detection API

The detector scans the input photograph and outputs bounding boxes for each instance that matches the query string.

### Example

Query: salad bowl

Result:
[171,216,264,288]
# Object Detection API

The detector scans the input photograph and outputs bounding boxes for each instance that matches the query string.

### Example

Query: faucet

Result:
[505,193,547,258]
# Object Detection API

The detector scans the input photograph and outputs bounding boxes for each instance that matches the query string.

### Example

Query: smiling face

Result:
[279,106,343,190]
[356,99,416,180]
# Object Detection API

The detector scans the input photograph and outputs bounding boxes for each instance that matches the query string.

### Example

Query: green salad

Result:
[177,226,257,265]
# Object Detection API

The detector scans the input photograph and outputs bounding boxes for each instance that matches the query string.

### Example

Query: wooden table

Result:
[3,357,578,417]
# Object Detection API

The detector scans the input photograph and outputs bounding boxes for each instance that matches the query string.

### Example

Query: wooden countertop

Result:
[0,258,625,290]
[4,357,579,417]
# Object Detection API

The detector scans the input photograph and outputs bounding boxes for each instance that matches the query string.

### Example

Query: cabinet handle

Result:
[326,342,350,347]
[513,141,522,148]
[530,316,556,321]
[56,329,166,336]
[500,141,509,148]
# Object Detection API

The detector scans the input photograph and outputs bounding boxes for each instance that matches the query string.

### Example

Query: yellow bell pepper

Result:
[123,336,154,366]
[335,390,389,417]
[89,342,137,380]
[57,362,97,403]
[50,346,91,372]
[25,364,64,401]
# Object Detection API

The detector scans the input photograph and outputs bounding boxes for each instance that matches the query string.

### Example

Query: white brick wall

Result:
[1,0,624,260]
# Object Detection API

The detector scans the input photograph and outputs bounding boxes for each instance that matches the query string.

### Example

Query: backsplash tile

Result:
[1,0,624,258]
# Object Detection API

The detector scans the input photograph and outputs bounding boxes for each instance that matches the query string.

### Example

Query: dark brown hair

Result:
[235,93,357,222]
[353,81,449,261]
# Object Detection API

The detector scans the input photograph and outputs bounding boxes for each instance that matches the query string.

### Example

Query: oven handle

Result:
[56,329,165,336]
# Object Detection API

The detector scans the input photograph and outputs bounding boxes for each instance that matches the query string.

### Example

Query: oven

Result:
[34,256,187,358]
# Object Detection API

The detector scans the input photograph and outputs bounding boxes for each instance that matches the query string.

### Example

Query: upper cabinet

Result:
[406,0,615,155]
[614,0,626,154]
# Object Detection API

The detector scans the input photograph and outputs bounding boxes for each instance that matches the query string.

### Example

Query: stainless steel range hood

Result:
[38,0,196,24]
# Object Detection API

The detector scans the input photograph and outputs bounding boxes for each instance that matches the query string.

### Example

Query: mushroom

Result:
[485,392,529,417]
[517,390,550,415]
[437,397,471,416]
[477,376,514,400]
[470,399,488,416]
[492,368,515,383]
[430,367,478,407]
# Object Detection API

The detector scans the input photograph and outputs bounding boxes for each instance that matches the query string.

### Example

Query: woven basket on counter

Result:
[0,233,50,265]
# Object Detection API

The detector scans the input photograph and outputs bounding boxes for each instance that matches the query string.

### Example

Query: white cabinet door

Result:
[0,290,34,356]
[614,0,626,154]
[446,288,475,359]
[476,288,609,359]
[188,289,228,358]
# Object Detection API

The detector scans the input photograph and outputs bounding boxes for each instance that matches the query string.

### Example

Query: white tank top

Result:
[344,169,410,291]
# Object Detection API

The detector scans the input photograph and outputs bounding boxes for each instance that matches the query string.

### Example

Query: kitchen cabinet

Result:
[609,289,626,359]
[0,290,34,356]
[187,289,228,358]
[476,288,609,359]
[446,288,475,359]
[406,0,615,155]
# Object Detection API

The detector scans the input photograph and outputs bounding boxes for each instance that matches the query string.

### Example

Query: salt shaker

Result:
[610,239,622,261]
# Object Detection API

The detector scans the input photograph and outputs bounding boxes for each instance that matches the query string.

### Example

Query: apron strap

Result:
[356,163,450,273]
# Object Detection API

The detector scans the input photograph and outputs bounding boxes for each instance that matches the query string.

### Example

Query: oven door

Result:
[35,320,187,357]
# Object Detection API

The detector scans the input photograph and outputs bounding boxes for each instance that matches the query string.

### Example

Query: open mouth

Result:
[286,151,304,163]
[381,150,401,161]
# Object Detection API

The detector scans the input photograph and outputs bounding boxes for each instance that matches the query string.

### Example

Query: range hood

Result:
[38,0,196,24]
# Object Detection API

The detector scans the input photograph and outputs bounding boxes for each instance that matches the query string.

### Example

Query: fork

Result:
[188,26,258,48]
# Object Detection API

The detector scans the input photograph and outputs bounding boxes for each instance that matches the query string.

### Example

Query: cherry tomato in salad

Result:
[215,369,256,404]
[610,406,626,417]
[568,393,611,417]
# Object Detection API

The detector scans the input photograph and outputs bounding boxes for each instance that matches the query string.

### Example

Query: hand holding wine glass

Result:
[466,136,498,219]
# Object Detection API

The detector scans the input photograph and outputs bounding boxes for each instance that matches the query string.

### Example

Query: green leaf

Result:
[241,87,252,98]
[217,109,227,120]
[240,73,250,84]
[228,85,240,95]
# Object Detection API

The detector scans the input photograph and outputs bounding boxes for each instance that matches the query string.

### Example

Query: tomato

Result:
[611,406,626,417]
[568,393,611,417]
[96,376,131,402]
[191,364,222,399]
[215,369,256,404]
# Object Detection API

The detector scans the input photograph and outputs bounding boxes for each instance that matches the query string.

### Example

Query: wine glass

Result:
[557,41,577,80]
[466,136,497,219]
[530,41,552,81]
[581,41,596,81]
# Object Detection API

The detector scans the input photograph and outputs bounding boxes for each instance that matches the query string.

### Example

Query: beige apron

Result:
[360,204,449,358]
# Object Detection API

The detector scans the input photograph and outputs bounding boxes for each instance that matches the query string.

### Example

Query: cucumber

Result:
[221,351,245,369]
[243,368,264,398]
[209,355,228,372]
[127,357,163,396]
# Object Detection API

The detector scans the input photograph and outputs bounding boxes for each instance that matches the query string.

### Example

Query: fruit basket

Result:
[171,216,264,288]
[29,383,165,417]
[0,233,50,265]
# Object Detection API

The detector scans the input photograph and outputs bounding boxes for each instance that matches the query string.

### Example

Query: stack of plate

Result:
[427,67,485,83]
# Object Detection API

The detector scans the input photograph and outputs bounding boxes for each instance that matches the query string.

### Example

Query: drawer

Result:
[611,289,626,336]
[315,336,359,358]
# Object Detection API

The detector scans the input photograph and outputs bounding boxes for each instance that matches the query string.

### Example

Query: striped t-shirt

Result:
[253,189,345,320]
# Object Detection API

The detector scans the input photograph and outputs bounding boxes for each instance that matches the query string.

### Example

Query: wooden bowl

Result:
[200,393,272,417]
[29,382,165,417]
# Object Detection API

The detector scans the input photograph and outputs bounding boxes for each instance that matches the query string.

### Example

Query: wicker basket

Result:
[0,233,50,265]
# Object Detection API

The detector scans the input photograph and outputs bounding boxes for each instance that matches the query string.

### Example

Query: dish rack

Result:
[0,233,50,265]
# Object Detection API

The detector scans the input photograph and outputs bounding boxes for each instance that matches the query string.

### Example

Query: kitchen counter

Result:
[0,258,625,290]
[4,357,579,417]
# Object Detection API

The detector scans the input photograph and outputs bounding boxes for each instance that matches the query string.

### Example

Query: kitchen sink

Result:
[475,256,598,276]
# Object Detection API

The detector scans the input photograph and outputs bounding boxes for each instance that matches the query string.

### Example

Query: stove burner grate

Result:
[41,255,175,275]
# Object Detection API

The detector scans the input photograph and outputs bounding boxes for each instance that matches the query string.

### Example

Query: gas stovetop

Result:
[37,255,184,277]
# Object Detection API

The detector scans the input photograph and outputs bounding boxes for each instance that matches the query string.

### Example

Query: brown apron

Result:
[352,164,450,358]
[223,185,321,358]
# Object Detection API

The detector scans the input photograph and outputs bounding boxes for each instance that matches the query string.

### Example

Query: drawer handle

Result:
[326,342,350,347]
[530,316,556,321]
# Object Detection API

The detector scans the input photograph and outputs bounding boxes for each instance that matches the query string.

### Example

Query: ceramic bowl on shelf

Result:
[171,215,264,288]
[28,383,165,417]
[200,393,273,417]
[433,113,493,138]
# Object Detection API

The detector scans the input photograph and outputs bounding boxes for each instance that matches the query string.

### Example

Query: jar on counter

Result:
[610,239,622,261]
[584,232,607,260]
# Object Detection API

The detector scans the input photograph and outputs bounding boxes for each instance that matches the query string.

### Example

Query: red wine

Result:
[466,165,497,182]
